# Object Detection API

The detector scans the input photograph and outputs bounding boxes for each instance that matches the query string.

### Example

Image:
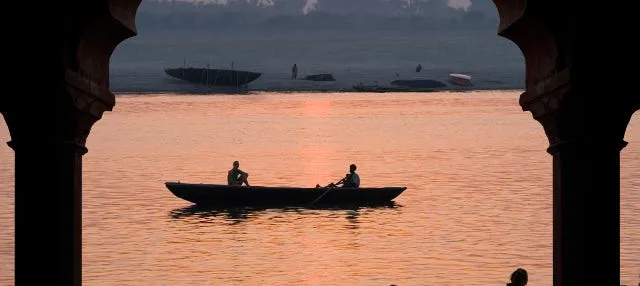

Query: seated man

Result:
[341,164,360,188]
[227,160,250,186]
[316,164,360,189]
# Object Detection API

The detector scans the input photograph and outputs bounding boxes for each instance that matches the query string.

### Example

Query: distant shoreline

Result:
[113,87,525,95]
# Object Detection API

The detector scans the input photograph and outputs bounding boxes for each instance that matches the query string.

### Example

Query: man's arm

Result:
[335,174,350,185]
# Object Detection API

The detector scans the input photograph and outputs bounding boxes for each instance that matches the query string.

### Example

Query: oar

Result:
[308,188,331,206]
[309,176,346,206]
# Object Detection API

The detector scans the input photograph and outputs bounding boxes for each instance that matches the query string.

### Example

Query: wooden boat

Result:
[165,182,406,207]
[164,67,262,87]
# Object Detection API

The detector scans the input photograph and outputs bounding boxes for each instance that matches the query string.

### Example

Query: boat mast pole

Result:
[182,57,186,79]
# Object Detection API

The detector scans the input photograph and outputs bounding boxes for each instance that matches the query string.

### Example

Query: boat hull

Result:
[165,68,262,87]
[165,182,406,207]
[448,74,473,87]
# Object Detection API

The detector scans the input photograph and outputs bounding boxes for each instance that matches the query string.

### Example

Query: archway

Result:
[0,0,639,285]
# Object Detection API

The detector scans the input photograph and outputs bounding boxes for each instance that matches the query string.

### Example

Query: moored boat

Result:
[164,67,262,87]
[448,73,473,86]
[165,182,406,207]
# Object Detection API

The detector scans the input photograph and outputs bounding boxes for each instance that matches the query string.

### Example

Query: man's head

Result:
[233,161,239,169]
[350,164,357,173]
[510,268,528,286]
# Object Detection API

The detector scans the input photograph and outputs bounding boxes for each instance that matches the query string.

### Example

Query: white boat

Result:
[448,73,473,86]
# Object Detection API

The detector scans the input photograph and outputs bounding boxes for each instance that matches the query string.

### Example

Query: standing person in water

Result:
[291,63,298,79]
[227,160,250,186]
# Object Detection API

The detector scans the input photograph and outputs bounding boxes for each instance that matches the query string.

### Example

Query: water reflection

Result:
[169,205,265,225]
[345,209,360,229]
[169,202,402,227]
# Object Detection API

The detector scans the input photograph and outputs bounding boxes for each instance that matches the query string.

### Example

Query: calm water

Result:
[1,91,639,285]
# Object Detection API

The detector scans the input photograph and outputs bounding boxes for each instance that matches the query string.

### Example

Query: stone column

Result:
[3,106,98,285]
[0,1,140,285]
[492,0,640,285]
[524,85,637,285]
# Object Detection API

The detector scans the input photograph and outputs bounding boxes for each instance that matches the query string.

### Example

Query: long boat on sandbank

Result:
[164,67,262,87]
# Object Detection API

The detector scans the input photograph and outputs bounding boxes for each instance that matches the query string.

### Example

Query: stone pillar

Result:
[532,90,637,285]
[492,1,640,285]
[0,1,140,285]
[3,107,96,285]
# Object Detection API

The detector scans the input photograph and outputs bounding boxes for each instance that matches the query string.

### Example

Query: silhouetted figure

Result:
[316,164,360,188]
[291,64,298,79]
[227,161,250,186]
[337,164,360,188]
[415,64,423,72]
[506,268,528,286]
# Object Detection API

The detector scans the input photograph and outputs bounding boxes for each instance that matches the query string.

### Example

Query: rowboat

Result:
[165,182,406,207]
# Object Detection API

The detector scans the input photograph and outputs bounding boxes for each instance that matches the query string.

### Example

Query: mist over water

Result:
[111,0,518,93]
[110,29,524,93]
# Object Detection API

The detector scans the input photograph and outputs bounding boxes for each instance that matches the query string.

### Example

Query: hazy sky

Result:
[170,0,473,14]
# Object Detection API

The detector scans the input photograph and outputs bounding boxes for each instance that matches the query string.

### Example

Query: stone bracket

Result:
[519,68,571,119]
